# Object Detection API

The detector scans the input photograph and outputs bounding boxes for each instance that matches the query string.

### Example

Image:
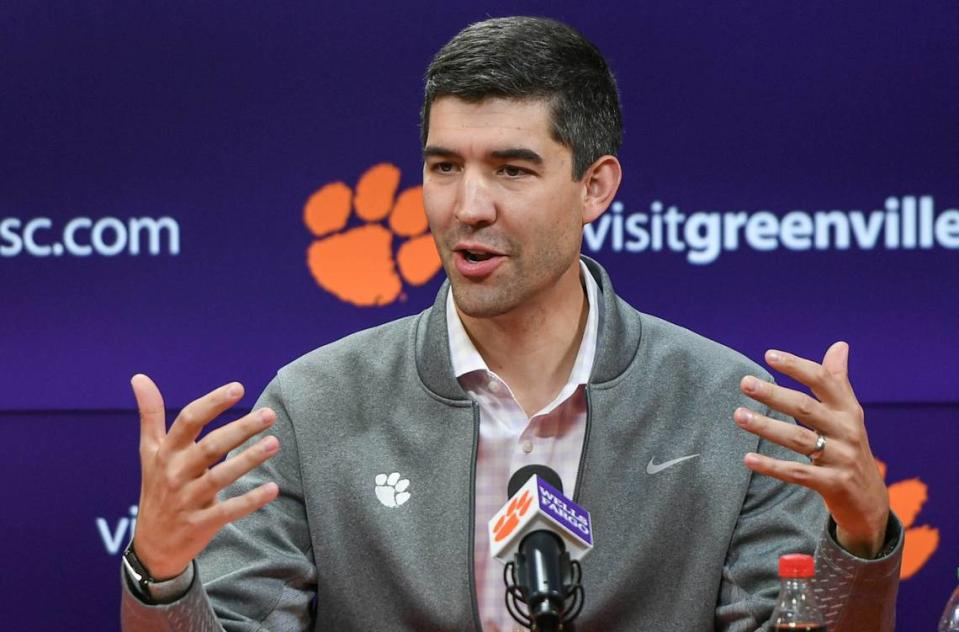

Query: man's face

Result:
[423,96,588,319]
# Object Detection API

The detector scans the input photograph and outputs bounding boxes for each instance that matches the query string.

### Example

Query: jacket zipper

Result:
[467,401,483,631]
[573,385,593,503]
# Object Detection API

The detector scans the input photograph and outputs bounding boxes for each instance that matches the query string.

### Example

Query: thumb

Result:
[131,374,166,453]
[822,341,850,380]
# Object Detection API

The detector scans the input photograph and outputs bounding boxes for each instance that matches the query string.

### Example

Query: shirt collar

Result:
[447,259,600,385]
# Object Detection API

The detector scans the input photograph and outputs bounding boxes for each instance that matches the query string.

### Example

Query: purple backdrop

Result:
[1,1,956,629]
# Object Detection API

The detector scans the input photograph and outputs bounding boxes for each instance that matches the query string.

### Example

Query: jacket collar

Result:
[415,255,642,401]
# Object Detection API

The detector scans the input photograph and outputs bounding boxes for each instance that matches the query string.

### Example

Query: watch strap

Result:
[122,541,195,604]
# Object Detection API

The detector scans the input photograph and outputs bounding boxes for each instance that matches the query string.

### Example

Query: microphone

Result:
[488,465,593,631]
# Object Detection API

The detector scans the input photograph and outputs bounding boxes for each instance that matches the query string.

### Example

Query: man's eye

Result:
[433,162,456,173]
[500,165,527,177]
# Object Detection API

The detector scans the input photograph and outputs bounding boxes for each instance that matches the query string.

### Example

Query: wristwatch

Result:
[122,541,195,604]
[121,540,160,598]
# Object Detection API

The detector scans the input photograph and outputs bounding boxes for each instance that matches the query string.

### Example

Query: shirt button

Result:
[521,440,533,454]
[488,380,501,393]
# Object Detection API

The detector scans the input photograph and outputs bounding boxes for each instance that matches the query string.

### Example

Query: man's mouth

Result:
[462,249,495,262]
[452,244,506,278]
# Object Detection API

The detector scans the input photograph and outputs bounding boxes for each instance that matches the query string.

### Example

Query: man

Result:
[122,16,901,631]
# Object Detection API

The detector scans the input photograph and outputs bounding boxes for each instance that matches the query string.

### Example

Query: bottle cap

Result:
[779,554,815,578]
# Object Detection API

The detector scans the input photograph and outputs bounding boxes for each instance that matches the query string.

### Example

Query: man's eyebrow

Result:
[490,148,543,164]
[423,145,459,159]
[422,146,544,164]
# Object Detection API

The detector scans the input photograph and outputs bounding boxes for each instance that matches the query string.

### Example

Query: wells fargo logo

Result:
[303,163,443,306]
[493,490,534,543]
[877,459,939,579]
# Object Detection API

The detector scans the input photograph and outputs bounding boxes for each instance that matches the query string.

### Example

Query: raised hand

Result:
[733,342,890,558]
[130,374,280,579]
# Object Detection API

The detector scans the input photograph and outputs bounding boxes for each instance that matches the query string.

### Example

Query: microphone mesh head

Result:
[508,464,564,498]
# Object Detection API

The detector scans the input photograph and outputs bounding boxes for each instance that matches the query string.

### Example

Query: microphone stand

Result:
[504,530,584,631]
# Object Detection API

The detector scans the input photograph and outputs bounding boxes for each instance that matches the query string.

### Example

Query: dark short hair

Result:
[421,16,623,180]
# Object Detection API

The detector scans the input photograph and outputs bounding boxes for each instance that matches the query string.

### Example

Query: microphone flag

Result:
[488,474,593,564]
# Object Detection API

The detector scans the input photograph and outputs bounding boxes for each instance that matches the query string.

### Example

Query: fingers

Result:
[197,481,280,531]
[742,451,829,495]
[733,407,820,457]
[166,382,245,450]
[185,433,280,504]
[763,345,853,407]
[192,408,277,470]
[740,375,842,436]
[132,374,166,454]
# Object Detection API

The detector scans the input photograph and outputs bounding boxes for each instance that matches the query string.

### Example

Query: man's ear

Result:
[580,155,623,224]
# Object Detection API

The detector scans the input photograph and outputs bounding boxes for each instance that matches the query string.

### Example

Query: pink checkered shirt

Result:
[446,261,599,632]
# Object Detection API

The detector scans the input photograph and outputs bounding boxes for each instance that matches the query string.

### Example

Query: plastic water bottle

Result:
[770,553,826,631]
[939,567,959,632]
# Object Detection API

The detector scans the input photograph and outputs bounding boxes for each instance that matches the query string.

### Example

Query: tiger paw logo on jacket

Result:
[304,163,443,306]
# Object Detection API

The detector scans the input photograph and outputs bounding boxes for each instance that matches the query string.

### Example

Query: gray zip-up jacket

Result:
[122,257,901,631]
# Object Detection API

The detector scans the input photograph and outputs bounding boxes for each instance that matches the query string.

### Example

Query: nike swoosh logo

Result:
[646,454,700,475]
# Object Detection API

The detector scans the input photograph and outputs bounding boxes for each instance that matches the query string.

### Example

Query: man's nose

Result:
[454,170,496,226]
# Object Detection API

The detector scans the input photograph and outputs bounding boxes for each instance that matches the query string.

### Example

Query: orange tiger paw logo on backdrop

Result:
[876,459,939,579]
[304,163,443,306]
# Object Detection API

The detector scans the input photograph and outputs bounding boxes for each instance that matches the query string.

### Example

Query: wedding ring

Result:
[808,432,826,464]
